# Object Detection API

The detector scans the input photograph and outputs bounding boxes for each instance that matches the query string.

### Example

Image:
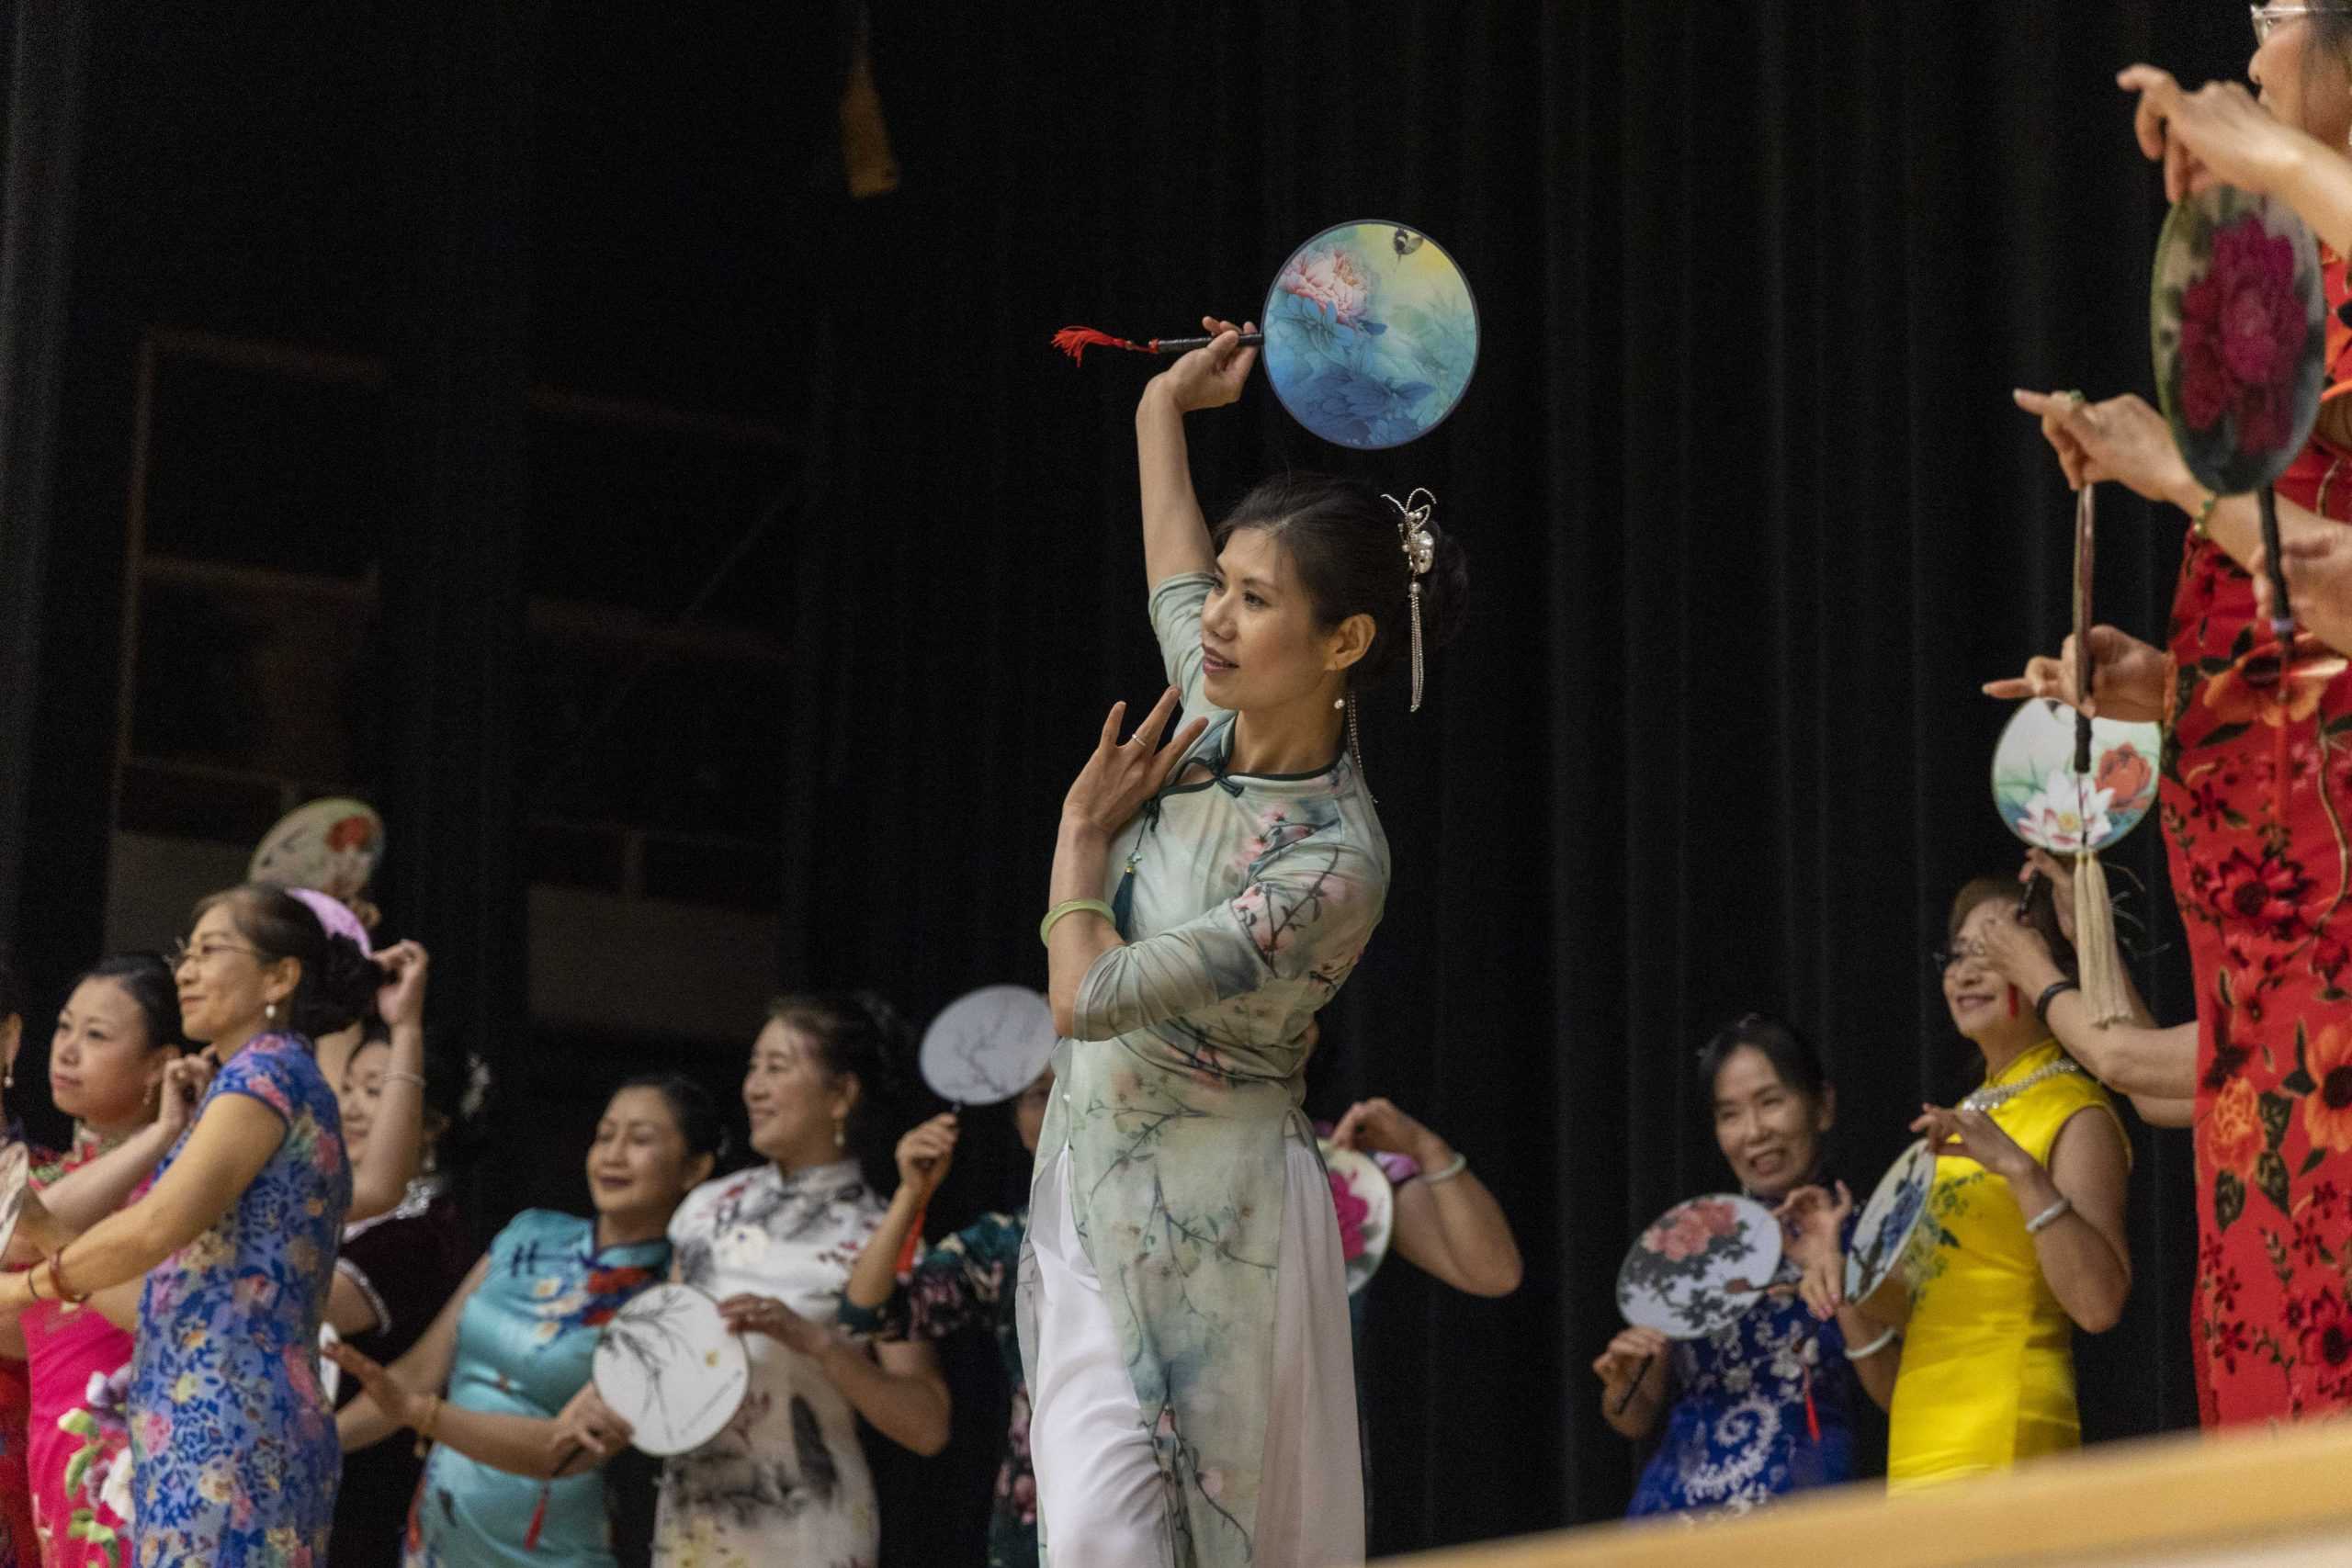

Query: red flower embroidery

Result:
[2177,213,2307,453]
[2206,844,2313,940]
[2206,1075,2265,1178]
[2299,1288,2352,1383]
[2303,1024,2352,1154]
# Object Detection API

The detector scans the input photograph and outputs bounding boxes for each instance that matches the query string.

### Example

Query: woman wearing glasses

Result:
[1880,879,2132,1488]
[1998,5,2352,1428]
[0,886,424,1563]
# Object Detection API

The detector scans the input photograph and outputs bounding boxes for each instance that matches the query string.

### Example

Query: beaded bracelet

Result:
[2191,490,2220,541]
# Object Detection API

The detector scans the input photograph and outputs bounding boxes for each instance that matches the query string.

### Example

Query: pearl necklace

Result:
[1960,1056,2083,1114]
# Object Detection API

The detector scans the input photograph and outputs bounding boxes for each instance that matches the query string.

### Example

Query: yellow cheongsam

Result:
[1886,1038,2129,1490]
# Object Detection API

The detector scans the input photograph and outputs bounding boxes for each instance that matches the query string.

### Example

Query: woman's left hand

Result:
[1061,688,1209,839]
[155,1054,216,1138]
[1913,1104,2037,1185]
[1329,1098,1449,1169]
[324,1339,427,1427]
[719,1293,837,1358]
[373,941,430,1031]
[1775,1182,1853,1320]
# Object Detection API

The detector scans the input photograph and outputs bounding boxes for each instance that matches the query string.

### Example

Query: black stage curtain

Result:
[802,4,2258,1553]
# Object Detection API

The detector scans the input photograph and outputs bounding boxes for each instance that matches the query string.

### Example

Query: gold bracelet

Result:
[2191,490,2220,541]
[1039,898,1116,947]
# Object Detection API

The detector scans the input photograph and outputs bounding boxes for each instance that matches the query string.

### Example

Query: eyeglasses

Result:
[1928,939,1988,975]
[2254,5,2342,43]
[169,938,263,972]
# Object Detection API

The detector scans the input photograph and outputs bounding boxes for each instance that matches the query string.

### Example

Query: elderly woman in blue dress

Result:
[1594,1015,1896,1517]
[1026,318,1469,1567]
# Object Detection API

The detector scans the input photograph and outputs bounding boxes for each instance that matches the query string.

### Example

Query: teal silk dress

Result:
[1021,571,1389,1567]
[403,1211,669,1567]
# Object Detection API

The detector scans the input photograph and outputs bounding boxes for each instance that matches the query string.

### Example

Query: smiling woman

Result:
[1883,879,2134,1491]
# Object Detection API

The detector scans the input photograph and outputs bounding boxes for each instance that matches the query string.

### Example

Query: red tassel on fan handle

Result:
[896,1206,928,1276]
[526,1483,551,1551]
[1051,326,1150,364]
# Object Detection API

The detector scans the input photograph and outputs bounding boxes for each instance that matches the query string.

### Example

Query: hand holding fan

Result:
[1054,220,1479,449]
[1610,1193,1781,1415]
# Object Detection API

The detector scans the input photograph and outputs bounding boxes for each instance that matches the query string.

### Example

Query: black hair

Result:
[192,883,380,1041]
[611,1072,729,1165]
[1214,473,1471,694]
[345,1022,489,1169]
[1695,1012,1830,1111]
[766,990,923,1193]
[72,953,191,1055]
[0,948,17,1025]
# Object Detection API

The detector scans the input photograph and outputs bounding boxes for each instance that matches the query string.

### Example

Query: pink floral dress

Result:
[26,1131,139,1568]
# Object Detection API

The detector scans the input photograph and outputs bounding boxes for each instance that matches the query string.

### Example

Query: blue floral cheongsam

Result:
[130,1032,354,1566]
[847,1208,1034,1568]
[1020,570,1389,1565]
[1626,1210,1860,1517]
[406,1211,669,1567]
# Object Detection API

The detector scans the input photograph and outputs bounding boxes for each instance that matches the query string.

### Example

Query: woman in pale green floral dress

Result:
[1023,316,1469,1568]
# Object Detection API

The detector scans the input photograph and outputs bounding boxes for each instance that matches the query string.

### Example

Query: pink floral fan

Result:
[1316,1139,1395,1296]
[1614,1193,1780,1340]
[1052,220,1478,450]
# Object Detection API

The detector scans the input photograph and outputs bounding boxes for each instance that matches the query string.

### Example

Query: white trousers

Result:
[1028,1144,1364,1568]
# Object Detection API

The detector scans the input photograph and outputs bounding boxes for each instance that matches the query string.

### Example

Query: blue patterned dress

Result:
[1625,1212,1861,1518]
[406,1211,670,1567]
[129,1032,354,1566]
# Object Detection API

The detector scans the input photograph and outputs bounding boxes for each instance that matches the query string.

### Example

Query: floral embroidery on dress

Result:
[128,1034,352,1566]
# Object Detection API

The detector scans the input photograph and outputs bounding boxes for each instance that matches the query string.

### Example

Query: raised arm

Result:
[1135,318,1256,589]
[336,1251,486,1455]
[1917,1103,2133,1334]
[34,1055,216,1240]
[841,1113,958,1322]
[345,943,430,1224]
[0,1089,287,1311]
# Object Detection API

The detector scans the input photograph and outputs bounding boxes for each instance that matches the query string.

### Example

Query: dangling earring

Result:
[833,1117,847,1150]
[264,1001,278,1024]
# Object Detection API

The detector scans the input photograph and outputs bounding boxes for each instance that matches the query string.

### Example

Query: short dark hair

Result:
[1696,1012,1828,1110]
[1214,473,1471,694]
[191,883,380,1039]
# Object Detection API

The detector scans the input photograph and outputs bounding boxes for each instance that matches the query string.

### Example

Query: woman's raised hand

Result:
[155,1054,216,1138]
[1982,625,2170,722]
[1912,1104,2037,1186]
[893,1112,959,1205]
[2120,65,2314,206]
[1151,316,1259,415]
[1061,687,1210,838]
[373,941,430,1031]
[1775,1182,1854,1321]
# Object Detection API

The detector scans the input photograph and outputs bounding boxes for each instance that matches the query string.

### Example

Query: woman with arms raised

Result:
[1025,319,1467,1566]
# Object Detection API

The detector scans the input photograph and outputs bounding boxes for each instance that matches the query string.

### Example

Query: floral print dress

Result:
[2163,244,2352,1427]
[654,1160,887,1568]
[27,1130,140,1568]
[1624,1209,1860,1517]
[843,1209,1034,1568]
[130,1033,352,1567]
[405,1210,668,1567]
[1019,570,1389,1567]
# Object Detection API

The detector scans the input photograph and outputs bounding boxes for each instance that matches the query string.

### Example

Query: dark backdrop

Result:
[0,1,2271,1559]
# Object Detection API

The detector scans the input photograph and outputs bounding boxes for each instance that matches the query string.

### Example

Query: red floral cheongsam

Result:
[2162,248,2352,1426]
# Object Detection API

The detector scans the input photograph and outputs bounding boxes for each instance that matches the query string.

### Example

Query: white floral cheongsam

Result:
[654,1160,886,1568]
[1020,570,1390,1566]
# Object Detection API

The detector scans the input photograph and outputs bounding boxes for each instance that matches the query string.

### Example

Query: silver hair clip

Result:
[1383,488,1436,714]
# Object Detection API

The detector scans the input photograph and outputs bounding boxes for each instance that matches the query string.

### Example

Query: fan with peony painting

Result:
[1052,220,1478,450]
[1609,1192,1780,1415]
[2152,186,2325,657]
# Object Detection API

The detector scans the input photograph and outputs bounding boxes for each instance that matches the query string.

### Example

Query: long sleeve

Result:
[1072,838,1384,1044]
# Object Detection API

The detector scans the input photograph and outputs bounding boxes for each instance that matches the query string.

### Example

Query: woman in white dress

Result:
[562,993,949,1568]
